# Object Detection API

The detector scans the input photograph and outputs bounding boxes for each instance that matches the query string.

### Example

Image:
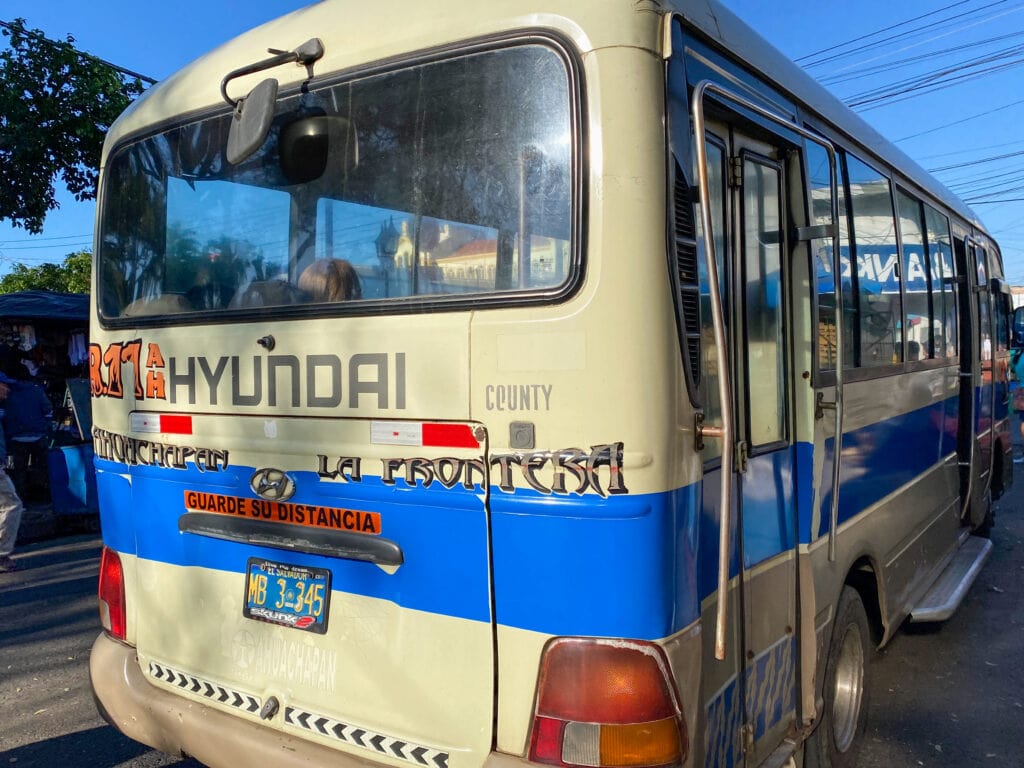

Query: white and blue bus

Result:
[88,2,1011,767]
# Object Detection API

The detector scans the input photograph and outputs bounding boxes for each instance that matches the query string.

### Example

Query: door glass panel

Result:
[743,157,785,447]
[697,138,727,460]
[807,142,850,371]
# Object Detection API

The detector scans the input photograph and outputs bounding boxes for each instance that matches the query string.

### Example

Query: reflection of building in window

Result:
[818,322,837,367]
[366,216,566,295]
[433,237,561,289]
[395,221,415,270]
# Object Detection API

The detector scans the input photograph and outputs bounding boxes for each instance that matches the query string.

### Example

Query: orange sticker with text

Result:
[184,490,380,535]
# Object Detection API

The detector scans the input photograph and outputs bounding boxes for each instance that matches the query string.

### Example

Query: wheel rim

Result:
[831,622,865,753]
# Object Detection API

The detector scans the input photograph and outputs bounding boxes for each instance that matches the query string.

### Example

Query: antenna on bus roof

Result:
[221,38,325,165]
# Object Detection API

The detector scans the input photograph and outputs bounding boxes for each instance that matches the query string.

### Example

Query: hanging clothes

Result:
[68,332,88,366]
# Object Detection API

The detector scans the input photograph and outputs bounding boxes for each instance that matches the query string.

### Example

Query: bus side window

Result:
[977,247,991,362]
[924,204,957,359]
[896,189,931,360]
[847,153,902,368]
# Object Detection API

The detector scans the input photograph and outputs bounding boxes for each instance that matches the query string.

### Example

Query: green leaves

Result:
[0,18,146,233]
[0,250,92,293]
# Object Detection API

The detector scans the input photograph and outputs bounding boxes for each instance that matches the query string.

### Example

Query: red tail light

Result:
[98,547,126,640]
[529,638,688,768]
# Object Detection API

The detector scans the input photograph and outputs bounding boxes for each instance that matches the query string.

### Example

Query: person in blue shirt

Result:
[0,371,53,500]
[0,375,26,573]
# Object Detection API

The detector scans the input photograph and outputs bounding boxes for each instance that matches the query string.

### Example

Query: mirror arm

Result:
[220,38,325,108]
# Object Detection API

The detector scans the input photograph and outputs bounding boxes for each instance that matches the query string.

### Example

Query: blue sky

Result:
[2,0,1023,284]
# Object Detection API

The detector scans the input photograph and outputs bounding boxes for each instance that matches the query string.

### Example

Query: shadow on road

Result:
[0,724,202,768]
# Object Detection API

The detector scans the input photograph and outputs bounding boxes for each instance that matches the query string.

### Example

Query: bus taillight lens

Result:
[98,547,126,640]
[529,638,688,768]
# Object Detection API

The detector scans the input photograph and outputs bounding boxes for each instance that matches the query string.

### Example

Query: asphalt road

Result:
[0,498,1021,767]
[858,487,1024,767]
[0,535,200,768]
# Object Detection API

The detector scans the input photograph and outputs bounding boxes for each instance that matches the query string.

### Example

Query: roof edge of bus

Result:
[100,0,636,158]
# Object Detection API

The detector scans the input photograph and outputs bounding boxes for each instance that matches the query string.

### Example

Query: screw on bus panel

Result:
[257,335,276,351]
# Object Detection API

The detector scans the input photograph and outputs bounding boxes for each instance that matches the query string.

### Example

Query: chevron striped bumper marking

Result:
[148,661,261,715]
[284,705,450,768]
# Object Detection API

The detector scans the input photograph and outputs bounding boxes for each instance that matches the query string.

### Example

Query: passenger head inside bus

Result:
[299,258,362,302]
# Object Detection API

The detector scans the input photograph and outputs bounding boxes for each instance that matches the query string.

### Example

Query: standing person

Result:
[0,376,25,573]
[0,372,52,500]
[1013,347,1024,463]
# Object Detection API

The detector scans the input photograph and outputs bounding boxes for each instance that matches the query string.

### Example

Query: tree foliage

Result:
[0,250,91,294]
[0,19,146,233]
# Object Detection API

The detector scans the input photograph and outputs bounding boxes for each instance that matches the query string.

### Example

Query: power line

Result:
[929,149,1024,172]
[894,97,1024,141]
[796,0,977,64]
[819,30,1024,87]
[800,0,1018,70]
[0,240,92,251]
[844,42,1024,108]
[0,19,156,84]
[0,232,92,244]
[917,137,1024,159]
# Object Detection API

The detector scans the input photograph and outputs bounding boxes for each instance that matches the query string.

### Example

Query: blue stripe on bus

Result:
[489,484,702,639]
[814,393,959,540]
[96,459,703,639]
[96,460,495,624]
[96,392,973,641]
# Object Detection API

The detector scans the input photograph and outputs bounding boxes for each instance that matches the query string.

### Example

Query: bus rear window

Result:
[99,42,576,321]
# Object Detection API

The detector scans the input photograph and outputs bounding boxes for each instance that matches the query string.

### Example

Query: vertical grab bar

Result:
[826,162,844,564]
[691,83,734,662]
[690,80,842,659]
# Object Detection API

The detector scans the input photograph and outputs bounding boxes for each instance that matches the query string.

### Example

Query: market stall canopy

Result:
[0,291,89,322]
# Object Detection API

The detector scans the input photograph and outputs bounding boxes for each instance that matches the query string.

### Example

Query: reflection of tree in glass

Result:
[164,224,200,294]
[100,140,169,315]
[186,236,256,310]
[165,223,278,309]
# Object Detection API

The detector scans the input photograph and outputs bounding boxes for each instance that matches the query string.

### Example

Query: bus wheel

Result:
[806,585,871,768]
[974,489,994,539]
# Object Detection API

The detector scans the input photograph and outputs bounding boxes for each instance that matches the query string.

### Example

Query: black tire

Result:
[805,585,872,768]
[973,489,995,539]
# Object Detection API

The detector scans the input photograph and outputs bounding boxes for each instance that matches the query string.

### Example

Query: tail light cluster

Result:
[529,638,688,768]
[98,546,126,640]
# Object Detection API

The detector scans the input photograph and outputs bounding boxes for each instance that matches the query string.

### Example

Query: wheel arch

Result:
[845,556,885,648]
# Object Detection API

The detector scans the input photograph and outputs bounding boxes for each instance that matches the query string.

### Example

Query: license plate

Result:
[243,559,331,634]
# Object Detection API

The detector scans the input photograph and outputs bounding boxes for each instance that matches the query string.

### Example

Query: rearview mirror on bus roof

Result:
[226,77,279,165]
[279,114,360,184]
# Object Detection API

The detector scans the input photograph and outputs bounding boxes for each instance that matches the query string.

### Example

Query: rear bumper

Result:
[90,632,525,768]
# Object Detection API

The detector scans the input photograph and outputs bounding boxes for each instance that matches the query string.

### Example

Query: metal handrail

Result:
[690,80,842,659]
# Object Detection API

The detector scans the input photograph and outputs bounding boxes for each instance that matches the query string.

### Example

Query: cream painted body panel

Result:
[136,562,493,760]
